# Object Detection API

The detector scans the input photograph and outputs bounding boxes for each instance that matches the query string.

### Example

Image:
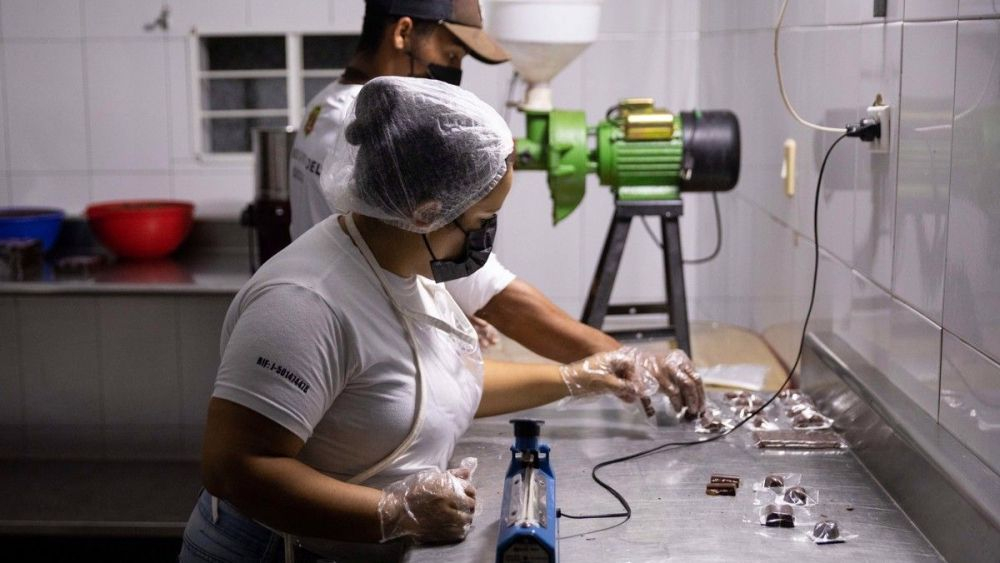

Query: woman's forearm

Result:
[476,360,569,417]
[202,399,384,543]
[209,453,384,542]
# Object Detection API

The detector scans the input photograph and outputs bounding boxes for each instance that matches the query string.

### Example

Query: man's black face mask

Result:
[408,51,463,86]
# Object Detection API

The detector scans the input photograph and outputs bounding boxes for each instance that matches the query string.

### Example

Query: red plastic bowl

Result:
[86,200,194,259]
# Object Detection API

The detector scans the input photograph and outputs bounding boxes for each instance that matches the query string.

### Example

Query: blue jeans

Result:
[178,489,284,563]
[178,489,403,563]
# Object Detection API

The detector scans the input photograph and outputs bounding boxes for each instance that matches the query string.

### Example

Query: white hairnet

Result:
[320,76,514,234]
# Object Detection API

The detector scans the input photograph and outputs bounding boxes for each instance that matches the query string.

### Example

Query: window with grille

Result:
[191,33,360,158]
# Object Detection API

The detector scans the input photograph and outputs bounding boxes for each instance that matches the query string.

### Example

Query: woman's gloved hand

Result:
[645,349,705,418]
[559,347,659,403]
[378,457,478,544]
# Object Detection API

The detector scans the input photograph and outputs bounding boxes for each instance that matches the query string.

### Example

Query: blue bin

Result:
[0,208,65,252]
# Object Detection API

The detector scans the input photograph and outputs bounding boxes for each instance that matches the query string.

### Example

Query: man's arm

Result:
[477,278,619,363]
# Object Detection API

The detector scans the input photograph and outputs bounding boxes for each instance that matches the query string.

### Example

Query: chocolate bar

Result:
[705,482,737,496]
[709,474,741,487]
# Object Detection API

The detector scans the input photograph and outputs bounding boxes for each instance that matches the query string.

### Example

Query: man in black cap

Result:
[289,0,704,402]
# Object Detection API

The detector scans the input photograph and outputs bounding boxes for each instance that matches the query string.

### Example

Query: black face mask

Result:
[408,51,463,86]
[422,215,496,282]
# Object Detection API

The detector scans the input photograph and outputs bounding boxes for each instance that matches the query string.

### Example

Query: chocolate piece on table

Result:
[762,504,795,528]
[709,474,741,487]
[763,474,785,490]
[705,482,737,496]
[813,520,840,540]
[783,486,810,505]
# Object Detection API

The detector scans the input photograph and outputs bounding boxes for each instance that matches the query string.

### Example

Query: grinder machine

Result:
[488,0,741,350]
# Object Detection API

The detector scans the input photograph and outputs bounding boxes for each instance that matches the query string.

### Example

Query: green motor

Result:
[515,98,741,224]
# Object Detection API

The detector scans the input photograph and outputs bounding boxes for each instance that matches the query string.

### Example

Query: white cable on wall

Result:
[774,0,847,133]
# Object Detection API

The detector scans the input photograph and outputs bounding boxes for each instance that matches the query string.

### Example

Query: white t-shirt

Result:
[213,215,484,490]
[289,80,515,316]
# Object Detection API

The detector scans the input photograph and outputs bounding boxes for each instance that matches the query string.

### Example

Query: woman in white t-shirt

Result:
[179,77,672,563]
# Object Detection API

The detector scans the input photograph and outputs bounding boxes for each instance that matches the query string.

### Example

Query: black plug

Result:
[845,118,881,142]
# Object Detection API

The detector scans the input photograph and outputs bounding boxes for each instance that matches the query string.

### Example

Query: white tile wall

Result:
[815,26,861,266]
[0,43,7,173]
[940,331,1000,475]
[248,0,331,32]
[960,0,1000,17]
[329,0,365,33]
[668,0,700,34]
[825,0,905,24]
[813,247,854,339]
[10,174,91,214]
[166,37,201,172]
[0,175,9,206]
[779,0,827,28]
[943,19,1000,364]
[893,21,957,323]
[736,0,782,30]
[82,0,165,38]
[99,297,181,459]
[853,22,902,290]
[0,0,83,39]
[4,42,89,172]
[905,0,960,21]
[847,272,942,419]
[169,0,249,35]
[600,0,669,35]
[693,5,1000,472]
[91,173,172,202]
[172,169,254,218]
[85,40,171,172]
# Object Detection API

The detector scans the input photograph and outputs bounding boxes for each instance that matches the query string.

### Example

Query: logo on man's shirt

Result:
[256,356,310,393]
[303,105,322,136]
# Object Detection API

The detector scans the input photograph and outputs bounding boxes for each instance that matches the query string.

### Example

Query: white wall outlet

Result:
[868,93,890,154]
[782,138,796,197]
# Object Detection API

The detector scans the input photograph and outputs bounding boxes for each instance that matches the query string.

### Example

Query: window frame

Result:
[188,30,353,162]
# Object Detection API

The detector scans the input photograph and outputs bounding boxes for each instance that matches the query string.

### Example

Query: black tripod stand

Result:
[581,199,690,355]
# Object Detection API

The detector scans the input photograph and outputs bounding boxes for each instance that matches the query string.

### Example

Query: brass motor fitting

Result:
[618,98,675,141]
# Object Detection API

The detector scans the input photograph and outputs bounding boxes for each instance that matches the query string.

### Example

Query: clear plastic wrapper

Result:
[777,389,806,403]
[754,485,820,507]
[378,457,478,543]
[791,409,835,430]
[723,390,762,407]
[748,503,818,529]
[751,429,846,450]
[696,411,734,434]
[749,415,780,431]
[784,402,817,417]
[805,519,857,545]
[752,472,801,492]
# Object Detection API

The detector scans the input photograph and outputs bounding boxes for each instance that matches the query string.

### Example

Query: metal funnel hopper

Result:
[487,0,601,110]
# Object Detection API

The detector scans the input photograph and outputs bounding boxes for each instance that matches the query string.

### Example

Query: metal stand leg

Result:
[662,215,691,356]
[581,211,631,328]
[581,199,690,350]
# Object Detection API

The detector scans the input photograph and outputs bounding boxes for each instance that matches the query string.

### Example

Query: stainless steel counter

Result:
[0,252,250,295]
[406,395,942,563]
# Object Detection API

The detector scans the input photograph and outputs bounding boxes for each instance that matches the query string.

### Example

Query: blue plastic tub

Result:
[0,207,65,252]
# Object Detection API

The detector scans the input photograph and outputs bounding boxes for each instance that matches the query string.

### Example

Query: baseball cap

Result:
[366,0,511,64]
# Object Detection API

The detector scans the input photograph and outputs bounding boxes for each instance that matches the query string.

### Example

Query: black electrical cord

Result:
[557,132,851,529]
[639,192,722,265]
